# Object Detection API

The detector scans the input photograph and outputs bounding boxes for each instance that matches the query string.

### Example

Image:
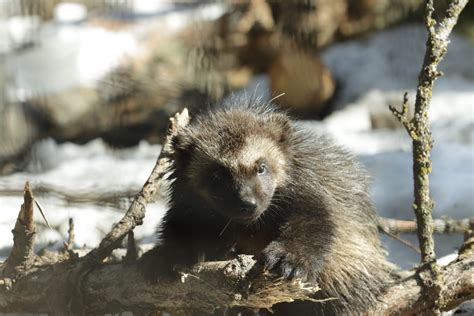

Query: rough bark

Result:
[0,252,472,314]
[377,255,474,315]
[0,253,319,313]
[390,0,468,266]
[389,0,469,312]
[2,182,36,278]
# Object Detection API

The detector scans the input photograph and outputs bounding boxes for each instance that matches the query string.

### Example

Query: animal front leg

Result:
[261,214,334,281]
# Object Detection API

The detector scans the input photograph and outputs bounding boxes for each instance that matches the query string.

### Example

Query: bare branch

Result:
[388,0,468,312]
[376,254,474,315]
[67,217,75,248]
[389,92,417,139]
[390,0,468,266]
[0,252,472,314]
[379,217,474,235]
[409,0,468,266]
[62,218,78,260]
[380,229,421,254]
[0,109,191,314]
[84,108,190,265]
[0,255,318,314]
[2,182,36,278]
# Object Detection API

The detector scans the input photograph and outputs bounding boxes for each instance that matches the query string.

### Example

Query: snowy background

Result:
[0,3,473,272]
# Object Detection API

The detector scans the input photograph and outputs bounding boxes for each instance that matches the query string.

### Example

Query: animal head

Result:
[172,103,292,222]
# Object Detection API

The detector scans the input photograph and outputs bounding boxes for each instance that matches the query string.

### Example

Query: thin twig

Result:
[63,218,75,253]
[378,217,473,235]
[388,92,417,139]
[67,217,75,248]
[380,229,421,254]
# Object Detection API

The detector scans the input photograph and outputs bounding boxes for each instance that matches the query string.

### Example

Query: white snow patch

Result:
[6,23,138,96]
[322,23,474,108]
[0,139,166,260]
[54,3,87,23]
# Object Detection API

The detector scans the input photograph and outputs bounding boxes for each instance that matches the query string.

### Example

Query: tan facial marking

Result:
[237,136,288,186]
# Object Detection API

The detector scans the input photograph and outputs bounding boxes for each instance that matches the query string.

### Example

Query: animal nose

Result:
[240,198,257,213]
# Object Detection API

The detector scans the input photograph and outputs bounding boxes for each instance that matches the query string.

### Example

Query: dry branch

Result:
[389,0,468,312]
[67,217,75,247]
[84,108,190,265]
[0,252,472,314]
[377,255,474,315]
[380,231,474,315]
[0,255,319,313]
[391,0,468,266]
[0,107,473,314]
[379,217,474,235]
[390,0,468,265]
[2,182,36,278]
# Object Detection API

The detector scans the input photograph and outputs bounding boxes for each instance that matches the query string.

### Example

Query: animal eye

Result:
[257,163,267,175]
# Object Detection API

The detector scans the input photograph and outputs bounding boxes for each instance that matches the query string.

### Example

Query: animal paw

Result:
[261,241,309,280]
[138,247,178,283]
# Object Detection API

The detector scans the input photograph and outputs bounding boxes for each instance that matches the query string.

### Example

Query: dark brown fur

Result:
[140,97,393,315]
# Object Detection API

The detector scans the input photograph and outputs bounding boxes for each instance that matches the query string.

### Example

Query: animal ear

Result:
[171,133,193,162]
[266,113,293,145]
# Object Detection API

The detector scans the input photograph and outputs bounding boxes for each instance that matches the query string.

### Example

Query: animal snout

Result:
[240,198,257,213]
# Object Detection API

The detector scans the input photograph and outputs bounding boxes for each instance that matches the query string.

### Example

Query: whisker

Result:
[218,219,232,237]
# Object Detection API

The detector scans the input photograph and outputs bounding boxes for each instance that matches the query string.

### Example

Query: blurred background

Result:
[0,0,473,269]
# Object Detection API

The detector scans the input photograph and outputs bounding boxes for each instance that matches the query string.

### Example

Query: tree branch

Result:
[0,255,318,314]
[411,0,467,267]
[379,217,474,235]
[0,251,472,314]
[84,108,190,265]
[2,182,36,278]
[377,255,474,315]
[389,0,468,312]
[380,230,474,315]
[389,0,468,266]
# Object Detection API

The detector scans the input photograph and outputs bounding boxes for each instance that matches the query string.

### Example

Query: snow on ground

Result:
[3,1,227,99]
[5,23,139,97]
[0,21,472,270]
[0,140,167,260]
[322,23,474,110]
